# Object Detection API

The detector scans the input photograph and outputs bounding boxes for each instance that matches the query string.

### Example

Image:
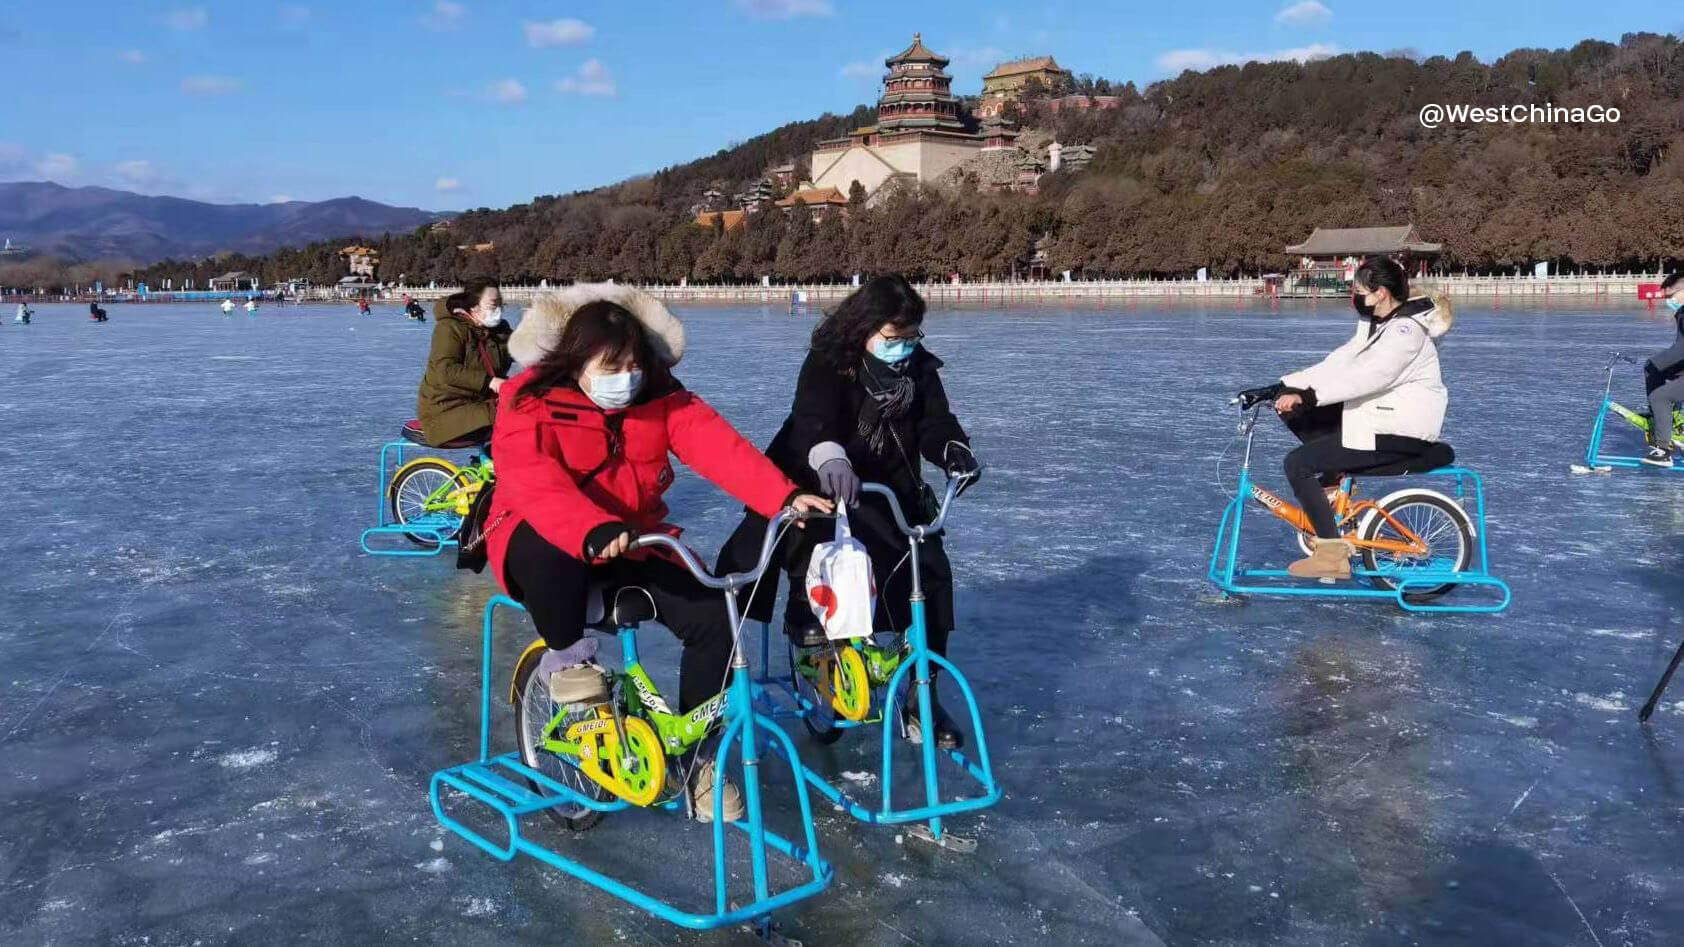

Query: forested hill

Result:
[133,32,1683,287]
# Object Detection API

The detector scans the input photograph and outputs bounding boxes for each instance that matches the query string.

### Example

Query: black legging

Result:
[501,522,734,712]
[1281,404,1435,540]
[716,493,956,657]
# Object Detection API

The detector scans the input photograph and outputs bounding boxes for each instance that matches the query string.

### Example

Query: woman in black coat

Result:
[717,275,980,748]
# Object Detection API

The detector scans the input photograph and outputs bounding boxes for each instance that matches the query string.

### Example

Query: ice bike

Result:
[429,510,831,936]
[1575,353,1684,473]
[753,473,1001,852]
[1206,387,1510,613]
[358,419,493,555]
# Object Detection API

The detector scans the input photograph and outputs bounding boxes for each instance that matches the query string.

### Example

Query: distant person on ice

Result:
[357,297,371,315]
[14,302,30,324]
[715,274,982,750]
[88,302,108,322]
[221,298,235,315]
[1640,271,1684,468]
[485,284,831,821]
[1263,256,1454,579]
[415,278,512,449]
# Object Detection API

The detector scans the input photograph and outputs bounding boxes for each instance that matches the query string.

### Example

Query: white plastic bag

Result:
[804,506,876,641]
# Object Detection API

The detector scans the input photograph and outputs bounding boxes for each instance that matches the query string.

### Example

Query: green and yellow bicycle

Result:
[385,421,495,548]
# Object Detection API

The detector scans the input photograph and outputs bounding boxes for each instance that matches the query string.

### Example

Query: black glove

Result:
[943,443,983,496]
[816,458,860,506]
[1235,383,1285,409]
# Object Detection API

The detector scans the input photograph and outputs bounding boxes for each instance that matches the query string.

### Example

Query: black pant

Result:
[716,494,956,657]
[501,522,733,712]
[1281,405,1434,540]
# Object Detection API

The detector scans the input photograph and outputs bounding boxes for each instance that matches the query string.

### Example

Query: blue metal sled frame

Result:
[1583,398,1684,473]
[1207,466,1511,614]
[753,479,1001,845]
[429,595,832,931]
[357,439,463,556]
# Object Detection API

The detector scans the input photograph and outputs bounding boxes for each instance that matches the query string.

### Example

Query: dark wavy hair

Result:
[444,277,499,317]
[1353,256,1409,304]
[1663,271,1683,294]
[516,300,676,405]
[809,275,926,371]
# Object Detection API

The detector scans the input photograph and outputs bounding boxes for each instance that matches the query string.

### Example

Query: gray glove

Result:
[816,458,859,506]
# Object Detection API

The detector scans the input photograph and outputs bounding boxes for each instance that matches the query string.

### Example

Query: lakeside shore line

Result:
[4,273,1664,306]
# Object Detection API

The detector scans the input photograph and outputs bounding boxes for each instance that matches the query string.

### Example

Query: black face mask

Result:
[1352,294,1376,318]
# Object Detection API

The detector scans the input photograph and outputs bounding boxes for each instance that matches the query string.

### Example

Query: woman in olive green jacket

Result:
[416,278,514,446]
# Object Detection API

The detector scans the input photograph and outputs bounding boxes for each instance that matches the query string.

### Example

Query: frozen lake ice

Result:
[4,297,1684,945]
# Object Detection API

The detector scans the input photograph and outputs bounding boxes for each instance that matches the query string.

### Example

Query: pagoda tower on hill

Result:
[876,33,968,133]
[806,33,985,204]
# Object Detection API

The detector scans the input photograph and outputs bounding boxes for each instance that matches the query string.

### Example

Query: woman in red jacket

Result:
[486,285,831,820]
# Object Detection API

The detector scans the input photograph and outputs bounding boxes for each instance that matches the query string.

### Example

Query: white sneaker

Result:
[689,757,744,823]
[1642,447,1674,469]
[548,662,609,705]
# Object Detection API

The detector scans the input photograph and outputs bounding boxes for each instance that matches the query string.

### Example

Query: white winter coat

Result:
[1281,295,1453,451]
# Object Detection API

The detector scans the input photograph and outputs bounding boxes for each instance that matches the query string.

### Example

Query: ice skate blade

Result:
[1569,464,1613,474]
[735,909,802,945]
[1197,591,1246,606]
[906,823,977,853]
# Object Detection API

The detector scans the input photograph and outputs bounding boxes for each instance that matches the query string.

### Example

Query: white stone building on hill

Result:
[806,34,986,204]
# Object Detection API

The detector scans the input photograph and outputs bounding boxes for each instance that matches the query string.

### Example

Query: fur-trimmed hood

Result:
[1392,293,1453,339]
[508,283,686,368]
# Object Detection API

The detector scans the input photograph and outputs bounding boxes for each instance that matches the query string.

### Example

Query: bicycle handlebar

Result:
[860,472,969,538]
[627,507,801,591]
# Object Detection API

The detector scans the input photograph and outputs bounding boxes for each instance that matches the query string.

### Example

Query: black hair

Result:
[516,300,676,406]
[1662,271,1683,294]
[809,275,926,371]
[444,277,499,317]
[1353,256,1409,303]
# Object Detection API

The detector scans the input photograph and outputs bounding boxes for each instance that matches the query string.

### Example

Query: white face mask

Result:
[476,305,504,327]
[585,369,644,410]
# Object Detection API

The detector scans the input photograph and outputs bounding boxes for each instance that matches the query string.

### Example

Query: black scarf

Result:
[855,355,916,456]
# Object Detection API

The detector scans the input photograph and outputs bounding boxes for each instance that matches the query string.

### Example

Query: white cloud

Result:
[164,6,208,30]
[1156,42,1340,73]
[1275,1,1332,26]
[279,4,311,27]
[839,61,880,80]
[421,0,465,30]
[555,59,616,97]
[269,194,293,203]
[113,160,157,184]
[435,177,462,192]
[733,0,832,19]
[181,75,245,95]
[947,45,1009,69]
[523,18,594,47]
[490,78,528,104]
[119,49,147,65]
[36,153,77,179]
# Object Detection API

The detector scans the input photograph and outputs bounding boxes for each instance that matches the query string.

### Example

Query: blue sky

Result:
[1,1,1677,211]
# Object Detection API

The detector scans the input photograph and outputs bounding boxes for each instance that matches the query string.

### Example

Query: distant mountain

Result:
[0,182,444,262]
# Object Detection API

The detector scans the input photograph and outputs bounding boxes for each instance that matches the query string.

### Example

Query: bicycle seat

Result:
[1361,442,1456,476]
[400,418,486,450]
[583,583,658,631]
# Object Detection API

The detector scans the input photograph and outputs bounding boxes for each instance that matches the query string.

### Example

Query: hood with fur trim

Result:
[1392,293,1453,339]
[508,283,686,368]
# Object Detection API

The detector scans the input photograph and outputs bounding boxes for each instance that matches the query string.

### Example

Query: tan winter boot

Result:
[548,663,610,705]
[1287,538,1354,580]
[689,756,745,823]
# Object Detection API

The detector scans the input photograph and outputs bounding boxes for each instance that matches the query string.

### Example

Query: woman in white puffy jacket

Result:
[1271,256,1454,580]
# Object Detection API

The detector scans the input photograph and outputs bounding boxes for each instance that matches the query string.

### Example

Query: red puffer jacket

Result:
[485,370,799,582]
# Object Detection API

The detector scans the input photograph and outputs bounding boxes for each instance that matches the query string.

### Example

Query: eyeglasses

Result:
[881,329,925,343]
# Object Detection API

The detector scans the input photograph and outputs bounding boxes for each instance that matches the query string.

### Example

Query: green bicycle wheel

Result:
[512,652,613,832]
[387,459,468,548]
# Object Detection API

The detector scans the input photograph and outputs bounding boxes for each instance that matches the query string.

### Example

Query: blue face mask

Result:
[871,337,918,364]
[1667,298,1682,314]
[585,369,643,410]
